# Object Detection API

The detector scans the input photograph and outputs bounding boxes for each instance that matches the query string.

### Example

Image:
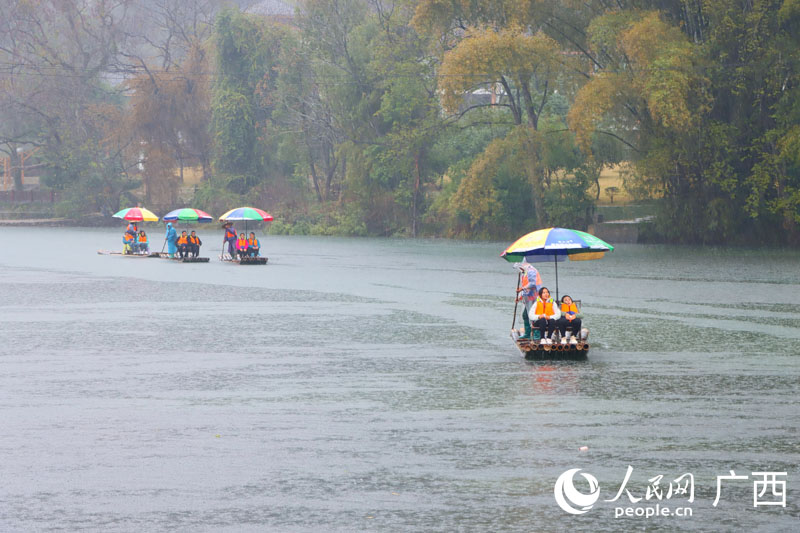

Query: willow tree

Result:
[124,44,212,206]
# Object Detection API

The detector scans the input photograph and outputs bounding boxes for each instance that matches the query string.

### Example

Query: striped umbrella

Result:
[219,206,273,237]
[163,208,213,223]
[218,207,274,222]
[112,207,159,222]
[501,227,614,300]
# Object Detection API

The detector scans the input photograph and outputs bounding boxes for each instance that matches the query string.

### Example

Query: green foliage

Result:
[211,7,288,196]
[16,0,800,244]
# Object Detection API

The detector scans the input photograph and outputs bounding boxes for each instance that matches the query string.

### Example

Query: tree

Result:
[123,43,212,207]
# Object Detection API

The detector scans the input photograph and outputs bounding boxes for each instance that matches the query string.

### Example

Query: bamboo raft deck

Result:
[511,329,590,361]
[157,253,210,263]
[97,250,160,258]
[221,256,268,265]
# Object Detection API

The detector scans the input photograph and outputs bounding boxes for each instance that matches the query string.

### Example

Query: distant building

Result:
[1,148,41,191]
[249,0,295,22]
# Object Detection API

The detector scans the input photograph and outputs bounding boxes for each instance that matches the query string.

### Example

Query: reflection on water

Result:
[0,228,798,531]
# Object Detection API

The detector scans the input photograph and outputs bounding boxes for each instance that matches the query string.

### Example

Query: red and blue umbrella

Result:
[163,208,213,223]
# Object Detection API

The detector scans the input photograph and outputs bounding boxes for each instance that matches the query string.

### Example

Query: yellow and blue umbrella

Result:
[501,227,614,299]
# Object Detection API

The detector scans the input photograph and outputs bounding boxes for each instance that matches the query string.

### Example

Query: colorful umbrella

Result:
[501,227,614,299]
[112,207,159,222]
[218,207,273,222]
[162,207,213,223]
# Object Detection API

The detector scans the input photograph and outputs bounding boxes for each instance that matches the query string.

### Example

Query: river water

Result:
[0,227,798,531]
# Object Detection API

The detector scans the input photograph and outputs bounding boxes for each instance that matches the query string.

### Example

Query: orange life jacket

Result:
[123,233,134,243]
[237,238,248,249]
[188,235,199,245]
[534,298,555,317]
[561,303,578,314]
[225,227,237,239]
[177,235,188,245]
[138,234,147,243]
[248,237,259,247]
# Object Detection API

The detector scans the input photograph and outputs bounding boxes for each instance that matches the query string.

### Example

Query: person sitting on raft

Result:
[246,232,260,257]
[223,222,237,259]
[188,230,202,258]
[137,230,149,254]
[122,231,136,255]
[176,230,190,259]
[236,232,249,259]
[557,295,582,345]
[533,287,560,344]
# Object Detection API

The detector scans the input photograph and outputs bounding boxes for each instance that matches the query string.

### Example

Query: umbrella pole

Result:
[161,222,167,255]
[511,271,521,330]
[554,254,559,302]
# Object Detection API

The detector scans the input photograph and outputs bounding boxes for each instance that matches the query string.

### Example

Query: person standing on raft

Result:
[165,222,178,258]
[515,263,542,340]
[126,221,138,237]
[222,222,237,259]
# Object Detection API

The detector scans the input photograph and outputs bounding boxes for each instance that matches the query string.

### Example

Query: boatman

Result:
[126,221,138,237]
[223,222,237,259]
[165,222,178,258]
[516,262,542,340]
[188,230,202,258]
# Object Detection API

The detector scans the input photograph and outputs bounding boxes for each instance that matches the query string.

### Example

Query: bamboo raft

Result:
[157,253,210,263]
[510,328,590,361]
[97,250,160,258]
[221,256,268,265]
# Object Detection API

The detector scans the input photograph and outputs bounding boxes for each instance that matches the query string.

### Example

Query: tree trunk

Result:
[9,146,23,191]
[520,79,539,130]
[308,152,323,203]
[523,135,545,228]
[413,150,421,238]
[324,149,337,201]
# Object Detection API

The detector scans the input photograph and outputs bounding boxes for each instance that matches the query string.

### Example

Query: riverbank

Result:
[0,218,73,226]
[0,212,122,227]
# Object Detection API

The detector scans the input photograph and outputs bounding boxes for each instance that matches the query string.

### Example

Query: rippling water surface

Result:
[0,227,798,531]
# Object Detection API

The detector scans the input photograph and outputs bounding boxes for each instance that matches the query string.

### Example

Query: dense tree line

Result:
[0,0,797,243]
